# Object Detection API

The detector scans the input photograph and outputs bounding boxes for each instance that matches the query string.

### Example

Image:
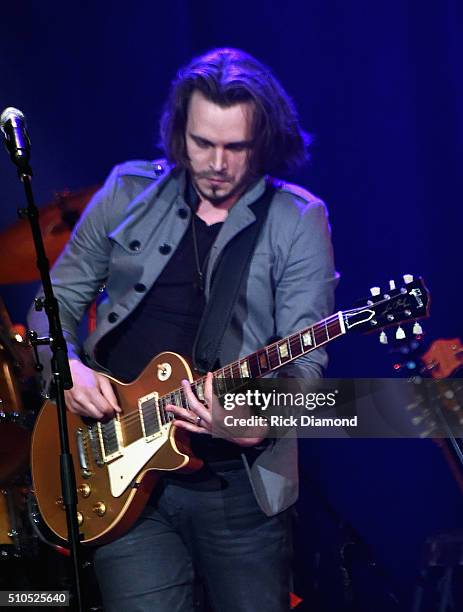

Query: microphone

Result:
[0,107,32,173]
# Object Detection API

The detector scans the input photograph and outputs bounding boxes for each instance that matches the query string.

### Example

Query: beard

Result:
[191,169,257,206]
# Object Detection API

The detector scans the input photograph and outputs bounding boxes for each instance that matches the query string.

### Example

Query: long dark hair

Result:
[159,48,310,176]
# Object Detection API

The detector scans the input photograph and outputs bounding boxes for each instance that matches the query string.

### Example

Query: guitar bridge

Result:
[76,427,92,477]
[87,423,104,467]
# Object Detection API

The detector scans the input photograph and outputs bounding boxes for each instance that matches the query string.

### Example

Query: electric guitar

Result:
[31,276,430,545]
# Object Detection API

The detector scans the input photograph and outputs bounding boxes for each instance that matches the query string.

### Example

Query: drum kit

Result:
[0,186,97,573]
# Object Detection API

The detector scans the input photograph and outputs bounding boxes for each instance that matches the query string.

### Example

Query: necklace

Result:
[186,177,222,294]
[190,213,206,294]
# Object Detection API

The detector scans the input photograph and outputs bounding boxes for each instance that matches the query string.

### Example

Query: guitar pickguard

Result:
[107,427,170,497]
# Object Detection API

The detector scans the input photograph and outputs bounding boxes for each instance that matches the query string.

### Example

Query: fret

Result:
[239,359,250,378]
[164,397,174,422]
[165,398,174,422]
[224,364,234,379]
[277,339,291,363]
[313,321,329,345]
[330,319,342,338]
[159,397,168,425]
[222,365,234,392]
[248,353,261,377]
[195,379,205,402]
[257,350,270,374]
[231,361,241,379]
[337,311,347,335]
[289,333,303,358]
[301,328,314,350]
[330,315,344,337]
[268,345,281,370]
[173,390,183,408]
[214,373,227,397]
[179,388,189,409]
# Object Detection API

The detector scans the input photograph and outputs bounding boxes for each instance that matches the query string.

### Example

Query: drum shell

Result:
[0,488,14,546]
[0,344,31,487]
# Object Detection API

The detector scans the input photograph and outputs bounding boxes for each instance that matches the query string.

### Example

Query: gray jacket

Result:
[28,160,338,516]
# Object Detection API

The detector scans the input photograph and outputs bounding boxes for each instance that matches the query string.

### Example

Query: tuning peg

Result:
[370,286,381,297]
[389,280,396,290]
[396,326,406,340]
[379,330,388,344]
[403,274,414,284]
[413,321,423,335]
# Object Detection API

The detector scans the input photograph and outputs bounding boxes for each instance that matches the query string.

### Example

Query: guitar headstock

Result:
[343,275,430,338]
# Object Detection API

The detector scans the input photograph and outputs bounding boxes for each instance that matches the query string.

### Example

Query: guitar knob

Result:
[412,322,423,335]
[403,274,414,284]
[396,326,406,340]
[379,331,388,344]
[389,280,396,290]
[77,512,84,526]
[370,287,381,296]
[78,484,91,498]
[93,502,107,517]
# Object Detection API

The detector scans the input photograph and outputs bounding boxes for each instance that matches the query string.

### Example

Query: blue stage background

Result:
[1,2,462,609]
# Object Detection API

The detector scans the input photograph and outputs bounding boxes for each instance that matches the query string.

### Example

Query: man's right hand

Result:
[64,359,121,419]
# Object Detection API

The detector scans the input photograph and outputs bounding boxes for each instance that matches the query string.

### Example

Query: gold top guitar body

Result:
[31,352,202,545]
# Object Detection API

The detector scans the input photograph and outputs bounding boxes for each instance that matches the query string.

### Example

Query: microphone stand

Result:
[6,159,84,612]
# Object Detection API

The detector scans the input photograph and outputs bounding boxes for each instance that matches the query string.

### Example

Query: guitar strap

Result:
[192,179,276,373]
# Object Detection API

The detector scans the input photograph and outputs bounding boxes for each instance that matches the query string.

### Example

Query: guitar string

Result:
[92,292,425,447]
[100,318,423,446]
[96,314,346,445]
[98,313,347,446]
[110,313,343,430]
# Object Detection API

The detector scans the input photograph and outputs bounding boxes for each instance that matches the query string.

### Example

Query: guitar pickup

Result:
[139,392,162,442]
[97,417,123,463]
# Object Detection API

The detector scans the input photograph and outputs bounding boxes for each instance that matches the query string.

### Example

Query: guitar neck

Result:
[98,277,430,464]
[191,311,347,400]
[158,275,430,411]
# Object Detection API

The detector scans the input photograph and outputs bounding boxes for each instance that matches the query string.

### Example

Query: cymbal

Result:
[0,185,100,284]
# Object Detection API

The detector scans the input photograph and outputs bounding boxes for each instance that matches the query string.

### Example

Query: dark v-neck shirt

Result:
[96,214,221,383]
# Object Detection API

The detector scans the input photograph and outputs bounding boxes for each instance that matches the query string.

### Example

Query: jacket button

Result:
[108,312,119,323]
[134,283,146,293]
[129,240,141,251]
[159,243,171,255]
[177,208,188,219]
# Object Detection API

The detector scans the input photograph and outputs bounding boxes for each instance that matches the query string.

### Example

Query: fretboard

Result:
[156,311,346,417]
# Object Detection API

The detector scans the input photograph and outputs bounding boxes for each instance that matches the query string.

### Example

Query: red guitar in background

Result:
[421,338,463,494]
[390,335,463,492]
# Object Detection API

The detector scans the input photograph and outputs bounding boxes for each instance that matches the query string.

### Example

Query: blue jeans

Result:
[93,463,293,611]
